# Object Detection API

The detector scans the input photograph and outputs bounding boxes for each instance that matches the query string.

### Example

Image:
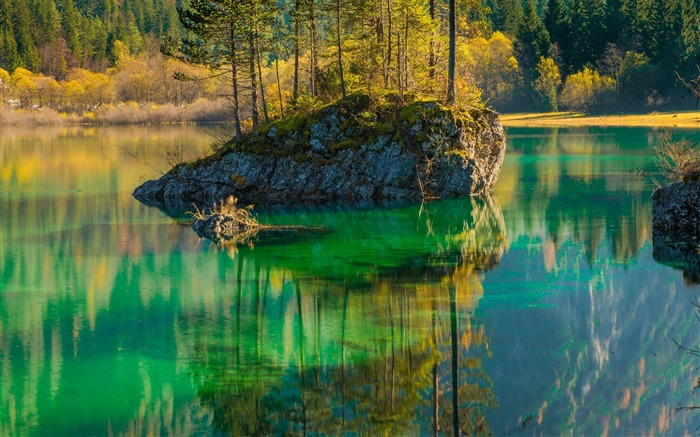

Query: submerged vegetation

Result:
[189,196,265,244]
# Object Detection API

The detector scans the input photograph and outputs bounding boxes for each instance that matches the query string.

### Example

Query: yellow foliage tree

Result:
[11,68,38,108]
[534,56,561,111]
[62,68,113,111]
[461,32,521,109]
[0,68,10,105]
[559,67,616,113]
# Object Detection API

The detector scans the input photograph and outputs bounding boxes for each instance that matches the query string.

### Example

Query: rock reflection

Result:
[652,237,700,285]
[186,196,507,435]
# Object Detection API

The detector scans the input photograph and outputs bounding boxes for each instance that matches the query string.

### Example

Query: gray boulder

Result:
[133,93,506,213]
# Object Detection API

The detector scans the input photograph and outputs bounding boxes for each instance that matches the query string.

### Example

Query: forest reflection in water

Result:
[188,196,506,436]
[2,125,700,436]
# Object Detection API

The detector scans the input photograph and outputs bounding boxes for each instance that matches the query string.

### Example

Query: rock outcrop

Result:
[652,180,700,284]
[134,93,506,213]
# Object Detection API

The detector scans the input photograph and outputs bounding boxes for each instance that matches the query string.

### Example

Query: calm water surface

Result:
[1,124,700,436]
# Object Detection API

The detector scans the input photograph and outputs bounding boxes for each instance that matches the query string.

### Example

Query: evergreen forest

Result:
[1,0,699,123]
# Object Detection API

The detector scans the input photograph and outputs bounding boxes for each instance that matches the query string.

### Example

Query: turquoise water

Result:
[1,125,699,435]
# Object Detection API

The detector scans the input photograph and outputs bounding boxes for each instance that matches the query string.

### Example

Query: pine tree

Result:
[0,0,22,71]
[544,0,567,43]
[61,0,82,62]
[543,0,570,69]
[586,0,607,64]
[606,0,623,43]
[569,0,590,70]
[171,0,248,138]
[13,0,41,70]
[620,0,641,43]
[680,0,700,61]
[503,0,524,36]
[515,0,552,108]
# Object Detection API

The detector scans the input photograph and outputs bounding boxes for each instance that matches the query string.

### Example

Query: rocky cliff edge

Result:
[133,93,506,213]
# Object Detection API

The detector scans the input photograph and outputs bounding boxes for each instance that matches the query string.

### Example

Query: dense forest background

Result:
[0,0,699,124]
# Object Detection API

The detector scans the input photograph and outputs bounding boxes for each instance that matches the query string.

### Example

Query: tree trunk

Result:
[230,21,242,140]
[447,0,456,104]
[449,284,459,436]
[378,0,388,88]
[397,30,403,100]
[404,8,409,91]
[336,0,346,98]
[295,281,308,436]
[274,38,284,117]
[293,0,300,100]
[255,32,269,122]
[432,302,439,437]
[249,29,259,129]
[429,0,436,79]
[309,0,318,96]
[385,0,392,88]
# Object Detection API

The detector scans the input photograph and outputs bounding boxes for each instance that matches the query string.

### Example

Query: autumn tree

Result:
[534,56,561,110]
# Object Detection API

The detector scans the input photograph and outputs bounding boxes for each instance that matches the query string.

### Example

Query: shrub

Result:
[559,67,616,113]
[654,134,700,183]
[0,107,76,125]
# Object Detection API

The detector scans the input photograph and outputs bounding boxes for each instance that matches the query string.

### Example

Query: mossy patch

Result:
[229,173,247,186]
[329,138,362,152]
[274,114,307,137]
[182,91,482,169]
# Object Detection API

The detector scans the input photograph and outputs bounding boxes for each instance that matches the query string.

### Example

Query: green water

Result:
[1,124,699,436]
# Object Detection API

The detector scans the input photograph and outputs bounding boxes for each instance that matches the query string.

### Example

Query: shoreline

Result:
[500,111,700,129]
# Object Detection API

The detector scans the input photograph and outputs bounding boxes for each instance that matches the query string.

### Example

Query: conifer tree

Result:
[606,0,624,43]
[170,0,246,138]
[515,0,551,106]
[14,0,40,70]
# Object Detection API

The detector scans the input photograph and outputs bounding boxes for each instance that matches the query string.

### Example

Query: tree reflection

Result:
[188,196,507,435]
[5,126,695,435]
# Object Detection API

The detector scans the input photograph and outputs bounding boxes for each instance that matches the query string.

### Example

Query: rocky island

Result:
[652,180,700,283]
[133,93,506,213]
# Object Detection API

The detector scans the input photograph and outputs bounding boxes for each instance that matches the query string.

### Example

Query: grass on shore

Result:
[501,110,700,128]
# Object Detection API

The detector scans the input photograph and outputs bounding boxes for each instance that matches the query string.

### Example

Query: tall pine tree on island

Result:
[168,0,246,138]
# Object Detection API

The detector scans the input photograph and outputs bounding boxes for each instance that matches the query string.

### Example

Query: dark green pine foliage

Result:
[586,0,607,64]
[543,0,570,68]
[568,0,590,70]
[606,0,623,43]
[0,0,183,73]
[0,0,22,71]
[679,0,700,61]
[515,0,551,107]
[60,0,83,61]
[489,0,507,31]
[544,0,568,43]
[643,0,681,64]
[13,0,41,70]
[491,0,524,36]
[620,0,641,43]
[31,0,61,47]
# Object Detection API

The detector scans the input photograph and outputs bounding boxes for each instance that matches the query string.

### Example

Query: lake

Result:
[1,124,699,436]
